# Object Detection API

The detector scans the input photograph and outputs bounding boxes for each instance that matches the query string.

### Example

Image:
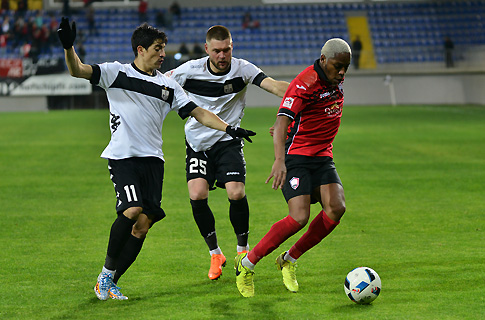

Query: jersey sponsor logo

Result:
[283,97,294,109]
[320,90,335,99]
[226,171,241,176]
[224,83,234,94]
[296,84,307,90]
[289,177,300,190]
[324,103,342,116]
[110,112,121,133]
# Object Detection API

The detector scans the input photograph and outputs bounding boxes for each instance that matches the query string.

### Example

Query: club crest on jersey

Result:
[283,97,294,109]
[289,177,300,190]
[161,88,170,101]
[224,83,234,94]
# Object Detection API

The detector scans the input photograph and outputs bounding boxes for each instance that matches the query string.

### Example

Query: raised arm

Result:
[57,17,93,80]
[260,77,290,98]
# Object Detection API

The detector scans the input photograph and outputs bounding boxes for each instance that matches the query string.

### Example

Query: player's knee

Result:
[227,189,245,200]
[293,215,309,226]
[226,182,245,200]
[328,202,346,220]
[123,207,143,220]
[132,219,150,238]
[188,186,209,200]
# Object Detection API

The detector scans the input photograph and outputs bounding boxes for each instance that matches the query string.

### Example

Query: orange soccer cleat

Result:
[208,253,226,280]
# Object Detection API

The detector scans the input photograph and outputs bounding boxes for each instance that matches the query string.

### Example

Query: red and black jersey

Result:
[277,60,344,158]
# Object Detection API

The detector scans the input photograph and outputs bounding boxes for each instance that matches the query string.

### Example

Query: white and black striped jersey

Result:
[166,57,267,152]
[90,61,196,161]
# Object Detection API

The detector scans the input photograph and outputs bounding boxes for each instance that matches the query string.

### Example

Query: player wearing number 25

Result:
[57,18,255,300]
[166,25,289,281]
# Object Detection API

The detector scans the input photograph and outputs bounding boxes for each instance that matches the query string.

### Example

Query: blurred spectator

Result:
[20,41,31,57]
[155,9,166,28]
[34,10,43,28]
[242,12,260,30]
[160,7,173,30]
[16,0,27,18]
[0,33,6,56]
[86,2,98,36]
[192,42,204,59]
[1,15,11,36]
[138,0,148,23]
[444,36,454,68]
[178,42,189,55]
[48,13,58,46]
[1,0,10,12]
[169,1,181,18]
[351,35,362,69]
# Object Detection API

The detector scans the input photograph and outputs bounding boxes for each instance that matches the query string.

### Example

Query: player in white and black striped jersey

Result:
[57,18,255,300]
[166,25,289,281]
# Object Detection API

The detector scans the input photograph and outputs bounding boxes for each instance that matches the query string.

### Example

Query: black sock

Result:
[113,235,145,284]
[191,198,218,251]
[229,196,249,247]
[104,214,136,271]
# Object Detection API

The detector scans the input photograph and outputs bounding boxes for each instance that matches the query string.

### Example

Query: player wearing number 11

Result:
[57,17,255,300]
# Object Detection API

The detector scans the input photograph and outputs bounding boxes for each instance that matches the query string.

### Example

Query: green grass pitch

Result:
[0,105,483,319]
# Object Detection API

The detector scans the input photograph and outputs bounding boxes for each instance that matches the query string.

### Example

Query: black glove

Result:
[57,17,76,49]
[226,126,256,143]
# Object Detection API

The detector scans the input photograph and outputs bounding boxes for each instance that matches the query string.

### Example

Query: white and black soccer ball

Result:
[344,267,381,304]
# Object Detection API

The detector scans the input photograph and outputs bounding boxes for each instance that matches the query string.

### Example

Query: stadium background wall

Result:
[1,0,484,111]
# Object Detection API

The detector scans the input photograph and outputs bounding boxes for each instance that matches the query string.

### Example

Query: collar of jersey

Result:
[207,58,231,76]
[313,59,328,82]
[131,62,156,77]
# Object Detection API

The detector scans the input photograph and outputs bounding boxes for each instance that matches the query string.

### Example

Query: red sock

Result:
[247,215,302,265]
[288,210,340,259]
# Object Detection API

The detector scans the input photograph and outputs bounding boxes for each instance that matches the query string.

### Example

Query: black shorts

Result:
[282,155,342,203]
[108,157,166,223]
[186,139,246,189]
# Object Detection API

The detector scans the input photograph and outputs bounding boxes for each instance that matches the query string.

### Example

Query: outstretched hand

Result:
[226,126,256,143]
[57,17,76,49]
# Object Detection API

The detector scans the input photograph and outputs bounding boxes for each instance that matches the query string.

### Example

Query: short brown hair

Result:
[206,25,232,43]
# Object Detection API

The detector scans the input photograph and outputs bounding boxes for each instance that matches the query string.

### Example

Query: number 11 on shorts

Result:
[124,184,138,202]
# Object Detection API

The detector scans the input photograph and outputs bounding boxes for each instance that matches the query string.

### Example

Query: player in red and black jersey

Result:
[235,38,352,297]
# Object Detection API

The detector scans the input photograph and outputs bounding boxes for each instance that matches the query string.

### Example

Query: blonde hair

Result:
[321,38,352,59]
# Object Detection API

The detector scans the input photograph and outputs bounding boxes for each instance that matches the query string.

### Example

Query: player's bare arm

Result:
[190,106,229,132]
[64,48,93,80]
[58,17,93,80]
[266,115,291,189]
[190,106,256,142]
[260,77,290,98]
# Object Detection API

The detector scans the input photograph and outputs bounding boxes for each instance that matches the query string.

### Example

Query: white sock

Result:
[210,247,222,255]
[284,251,297,263]
[242,256,255,270]
[237,245,249,253]
[101,266,115,276]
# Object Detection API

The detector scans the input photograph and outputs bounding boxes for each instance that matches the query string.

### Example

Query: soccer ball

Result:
[344,267,381,304]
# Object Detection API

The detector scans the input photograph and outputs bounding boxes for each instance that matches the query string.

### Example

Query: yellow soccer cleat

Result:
[208,253,226,280]
[235,253,255,297]
[275,252,298,293]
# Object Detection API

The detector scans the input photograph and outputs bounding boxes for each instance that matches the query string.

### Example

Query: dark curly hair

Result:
[131,23,168,57]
